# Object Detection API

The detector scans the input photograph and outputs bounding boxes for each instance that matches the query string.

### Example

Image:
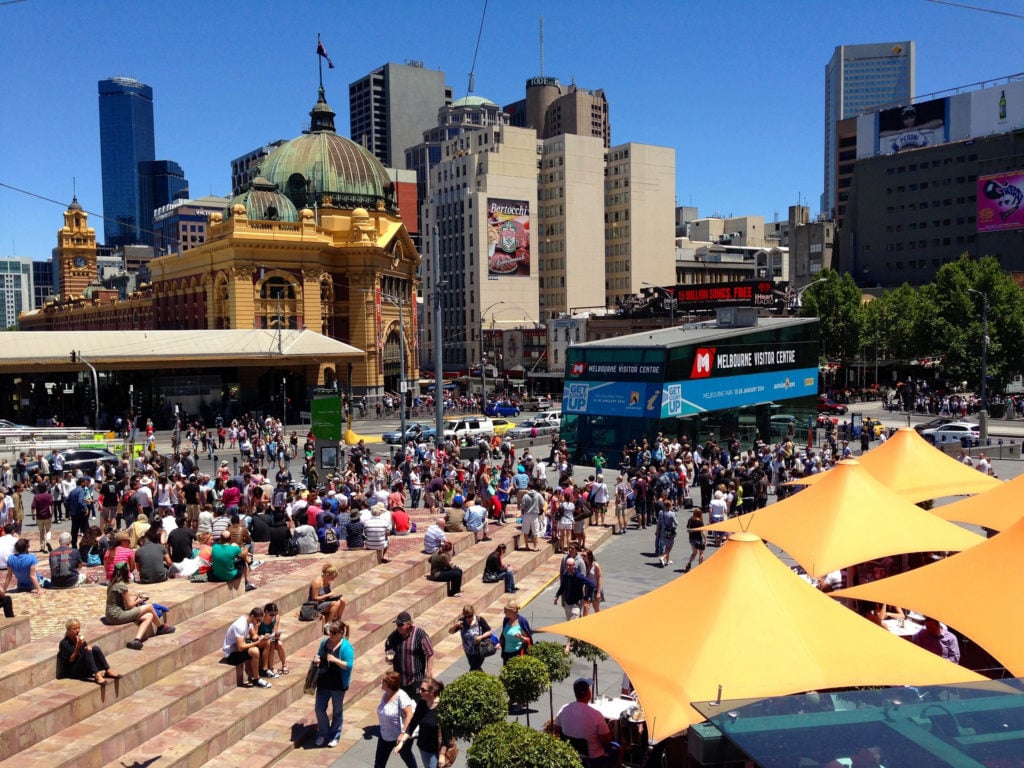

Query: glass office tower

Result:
[98,77,156,248]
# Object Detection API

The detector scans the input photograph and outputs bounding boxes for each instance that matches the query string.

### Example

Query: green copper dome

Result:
[228,177,298,222]
[260,87,396,214]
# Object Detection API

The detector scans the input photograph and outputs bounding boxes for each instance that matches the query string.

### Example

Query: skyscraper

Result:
[822,42,914,221]
[348,61,452,168]
[98,77,156,248]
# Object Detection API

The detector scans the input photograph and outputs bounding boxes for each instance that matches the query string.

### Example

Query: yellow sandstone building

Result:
[21,87,420,403]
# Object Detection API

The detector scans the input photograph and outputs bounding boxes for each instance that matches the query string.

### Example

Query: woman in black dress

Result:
[57,618,121,685]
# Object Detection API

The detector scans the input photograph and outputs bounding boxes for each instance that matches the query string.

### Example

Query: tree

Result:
[799,270,864,364]
[569,639,608,696]
[438,671,508,741]
[467,721,583,768]
[527,641,574,726]
[499,655,550,726]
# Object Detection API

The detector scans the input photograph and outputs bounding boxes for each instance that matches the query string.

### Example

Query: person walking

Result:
[402,677,455,768]
[313,619,354,748]
[375,670,416,768]
[449,604,492,671]
[684,506,705,573]
[658,504,679,569]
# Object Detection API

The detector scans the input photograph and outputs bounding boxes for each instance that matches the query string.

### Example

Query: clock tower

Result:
[57,196,97,300]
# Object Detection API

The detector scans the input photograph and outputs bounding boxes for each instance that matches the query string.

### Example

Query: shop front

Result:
[561,317,820,462]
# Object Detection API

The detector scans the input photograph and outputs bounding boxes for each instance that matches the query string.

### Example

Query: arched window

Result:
[256,272,299,329]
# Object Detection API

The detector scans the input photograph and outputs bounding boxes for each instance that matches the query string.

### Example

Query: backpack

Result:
[272,488,289,510]
[323,526,338,548]
[283,534,300,557]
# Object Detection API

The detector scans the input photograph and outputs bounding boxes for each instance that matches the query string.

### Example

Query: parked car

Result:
[484,400,521,417]
[913,416,957,434]
[534,410,563,426]
[381,422,436,445]
[508,419,560,440]
[491,418,517,436]
[442,417,495,441]
[920,421,980,446]
[521,396,553,412]
[816,398,849,415]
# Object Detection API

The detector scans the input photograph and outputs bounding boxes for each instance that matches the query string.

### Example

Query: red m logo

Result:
[691,348,715,378]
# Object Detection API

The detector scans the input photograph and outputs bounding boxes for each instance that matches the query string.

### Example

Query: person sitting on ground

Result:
[103,530,136,582]
[266,509,292,557]
[77,525,103,567]
[444,495,467,533]
[464,493,491,543]
[343,508,365,550]
[363,503,391,564]
[391,505,412,536]
[209,529,256,591]
[423,516,447,555]
[135,524,172,584]
[106,562,174,650]
[428,540,463,598]
[48,531,88,588]
[257,601,288,677]
[309,563,346,624]
[318,513,342,554]
[57,617,122,685]
[128,511,151,549]
[4,537,43,594]
[553,678,618,767]
[291,519,320,555]
[483,542,517,594]
[221,605,273,688]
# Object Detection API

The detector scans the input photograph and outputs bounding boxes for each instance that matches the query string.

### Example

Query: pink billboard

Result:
[978,172,1024,233]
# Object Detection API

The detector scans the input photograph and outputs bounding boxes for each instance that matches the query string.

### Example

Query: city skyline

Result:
[0,0,1019,261]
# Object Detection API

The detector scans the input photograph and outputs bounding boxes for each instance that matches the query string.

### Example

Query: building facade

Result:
[823,42,914,221]
[98,77,156,247]
[23,88,421,402]
[505,77,611,148]
[349,61,452,169]
[0,256,34,329]
[230,140,287,195]
[153,195,231,256]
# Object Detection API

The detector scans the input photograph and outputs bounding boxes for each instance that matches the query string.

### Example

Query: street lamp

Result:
[480,301,505,402]
[431,224,447,443]
[642,282,676,326]
[378,291,407,448]
[790,277,828,312]
[968,288,990,442]
[69,350,99,430]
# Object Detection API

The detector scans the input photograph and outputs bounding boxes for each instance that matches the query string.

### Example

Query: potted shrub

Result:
[527,640,573,724]
[438,670,508,741]
[499,654,549,726]
[467,721,582,768]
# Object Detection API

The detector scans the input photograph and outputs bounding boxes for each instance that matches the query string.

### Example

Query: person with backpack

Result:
[319,514,341,554]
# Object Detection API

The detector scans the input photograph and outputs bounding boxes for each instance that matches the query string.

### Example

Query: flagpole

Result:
[317,33,324,90]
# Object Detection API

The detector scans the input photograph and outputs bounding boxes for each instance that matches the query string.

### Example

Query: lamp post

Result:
[791,277,828,312]
[968,288,990,442]
[642,282,676,326]
[480,301,505,403]
[69,350,99,430]
[379,292,407,447]
[432,225,446,443]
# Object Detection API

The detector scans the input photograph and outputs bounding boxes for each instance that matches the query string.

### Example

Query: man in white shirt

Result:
[463,493,491,543]
[222,606,272,688]
[553,678,616,766]
[422,516,447,554]
[0,525,15,569]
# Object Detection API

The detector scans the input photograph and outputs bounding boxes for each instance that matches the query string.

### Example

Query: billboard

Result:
[486,199,530,277]
[660,368,820,417]
[978,171,1024,233]
[877,96,948,155]
[671,281,776,311]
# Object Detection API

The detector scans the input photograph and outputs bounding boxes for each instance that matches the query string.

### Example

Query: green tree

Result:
[569,639,609,696]
[499,655,550,726]
[527,641,574,726]
[467,721,583,768]
[438,671,508,741]
[799,270,864,364]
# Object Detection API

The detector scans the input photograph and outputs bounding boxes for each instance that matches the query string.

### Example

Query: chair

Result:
[564,735,593,767]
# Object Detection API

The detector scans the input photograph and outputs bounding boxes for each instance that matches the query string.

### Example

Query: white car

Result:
[920,421,980,446]
[442,417,495,441]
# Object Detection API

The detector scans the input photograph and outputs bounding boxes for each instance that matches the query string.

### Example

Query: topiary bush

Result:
[499,655,549,725]
[527,641,573,684]
[467,721,583,768]
[437,670,508,740]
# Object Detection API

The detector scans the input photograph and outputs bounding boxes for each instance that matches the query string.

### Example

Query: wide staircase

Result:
[0,511,611,768]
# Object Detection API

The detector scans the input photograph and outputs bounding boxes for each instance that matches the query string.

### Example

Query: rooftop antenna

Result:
[466,0,489,96]
[539,16,544,77]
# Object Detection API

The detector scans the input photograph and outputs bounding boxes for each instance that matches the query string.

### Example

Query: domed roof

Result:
[228,177,298,222]
[260,87,396,214]
[451,95,497,107]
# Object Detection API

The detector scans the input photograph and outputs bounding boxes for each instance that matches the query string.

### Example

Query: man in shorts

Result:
[221,606,273,688]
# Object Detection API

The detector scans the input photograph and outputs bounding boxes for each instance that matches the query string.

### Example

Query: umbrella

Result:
[538,532,983,740]
[704,460,982,578]
[834,512,1024,676]
[929,473,1024,533]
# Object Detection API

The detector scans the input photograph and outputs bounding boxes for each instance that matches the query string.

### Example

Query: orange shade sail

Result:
[853,427,1000,502]
[930,473,1024,532]
[703,460,982,577]
[834,513,1024,676]
[538,532,982,740]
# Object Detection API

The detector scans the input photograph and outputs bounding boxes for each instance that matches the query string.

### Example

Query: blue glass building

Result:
[98,77,155,247]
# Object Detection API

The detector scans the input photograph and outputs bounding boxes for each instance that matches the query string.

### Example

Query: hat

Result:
[327,489,336,497]
[139,476,153,486]
[349,509,361,521]
[395,611,412,625]
[452,495,464,506]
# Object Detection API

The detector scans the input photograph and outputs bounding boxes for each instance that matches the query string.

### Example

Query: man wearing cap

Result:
[553,678,617,767]
[444,495,466,533]
[384,611,434,699]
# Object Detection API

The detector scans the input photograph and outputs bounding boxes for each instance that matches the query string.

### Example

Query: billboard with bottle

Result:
[486,199,530,277]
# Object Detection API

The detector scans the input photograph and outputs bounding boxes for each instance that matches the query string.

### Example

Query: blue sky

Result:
[0,0,1019,260]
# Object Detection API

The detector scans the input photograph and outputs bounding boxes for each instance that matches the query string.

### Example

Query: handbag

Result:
[303,659,319,695]
[298,600,321,622]
[478,635,498,657]
[439,735,459,767]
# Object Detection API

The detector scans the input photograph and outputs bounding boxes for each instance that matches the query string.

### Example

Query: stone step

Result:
[115,524,537,768]
[204,525,606,768]
[0,617,30,654]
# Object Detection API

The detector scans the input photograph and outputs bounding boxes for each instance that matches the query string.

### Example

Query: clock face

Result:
[73,256,87,268]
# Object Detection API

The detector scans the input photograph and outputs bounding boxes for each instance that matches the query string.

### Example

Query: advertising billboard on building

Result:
[672,281,776,311]
[978,171,1024,233]
[878,96,948,155]
[486,199,530,277]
